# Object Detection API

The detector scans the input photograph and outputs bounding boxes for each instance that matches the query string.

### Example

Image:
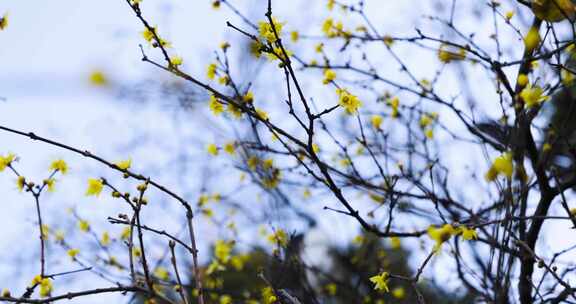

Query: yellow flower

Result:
[532,0,575,22]
[209,95,224,116]
[390,236,401,249]
[55,230,65,242]
[142,26,157,42]
[485,152,514,181]
[427,224,456,250]
[86,178,104,196]
[220,295,232,304]
[114,159,132,170]
[290,31,299,42]
[315,43,324,53]
[369,272,390,292]
[220,41,230,50]
[67,248,80,259]
[212,1,221,9]
[460,226,478,241]
[214,240,233,263]
[262,287,277,304]
[250,41,265,58]
[41,224,50,240]
[243,91,254,103]
[258,17,284,43]
[170,56,183,67]
[371,115,383,130]
[383,35,394,47]
[520,84,549,108]
[323,69,336,85]
[50,159,68,174]
[268,229,288,247]
[101,231,111,246]
[228,103,243,119]
[325,283,337,295]
[17,176,26,192]
[89,70,108,86]
[207,63,217,80]
[218,75,230,85]
[0,153,16,171]
[0,13,7,30]
[392,287,405,299]
[78,220,90,232]
[517,73,529,87]
[388,97,400,118]
[38,277,52,297]
[43,178,56,192]
[505,10,515,21]
[224,142,236,155]
[562,68,575,86]
[256,108,269,120]
[524,27,540,51]
[336,88,362,114]
[327,0,335,10]
[121,227,131,240]
[154,267,170,281]
[425,129,434,139]
[207,144,219,156]
[438,44,467,63]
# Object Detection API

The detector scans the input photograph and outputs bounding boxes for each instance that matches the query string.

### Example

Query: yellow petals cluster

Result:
[524,27,541,51]
[369,272,390,292]
[114,159,132,170]
[388,97,400,118]
[214,240,233,263]
[209,95,224,116]
[520,84,549,108]
[336,88,362,114]
[86,178,104,196]
[43,178,56,192]
[67,248,80,259]
[438,44,467,63]
[323,69,336,85]
[89,70,108,86]
[258,17,284,43]
[267,229,288,247]
[322,18,347,38]
[50,159,68,174]
[17,176,26,192]
[427,224,456,250]
[207,63,217,80]
[0,153,16,172]
[0,13,8,30]
[207,144,219,156]
[31,275,53,297]
[371,115,383,130]
[485,152,513,181]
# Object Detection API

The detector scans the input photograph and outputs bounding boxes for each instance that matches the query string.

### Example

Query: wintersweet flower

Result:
[336,88,362,114]
[16,176,25,192]
[114,159,132,170]
[323,69,336,85]
[0,13,8,30]
[50,159,68,174]
[485,152,514,181]
[524,27,540,51]
[209,95,224,116]
[207,63,217,80]
[427,224,456,250]
[0,153,16,171]
[258,17,284,43]
[85,178,104,196]
[369,272,390,292]
[520,84,549,108]
[371,115,383,130]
